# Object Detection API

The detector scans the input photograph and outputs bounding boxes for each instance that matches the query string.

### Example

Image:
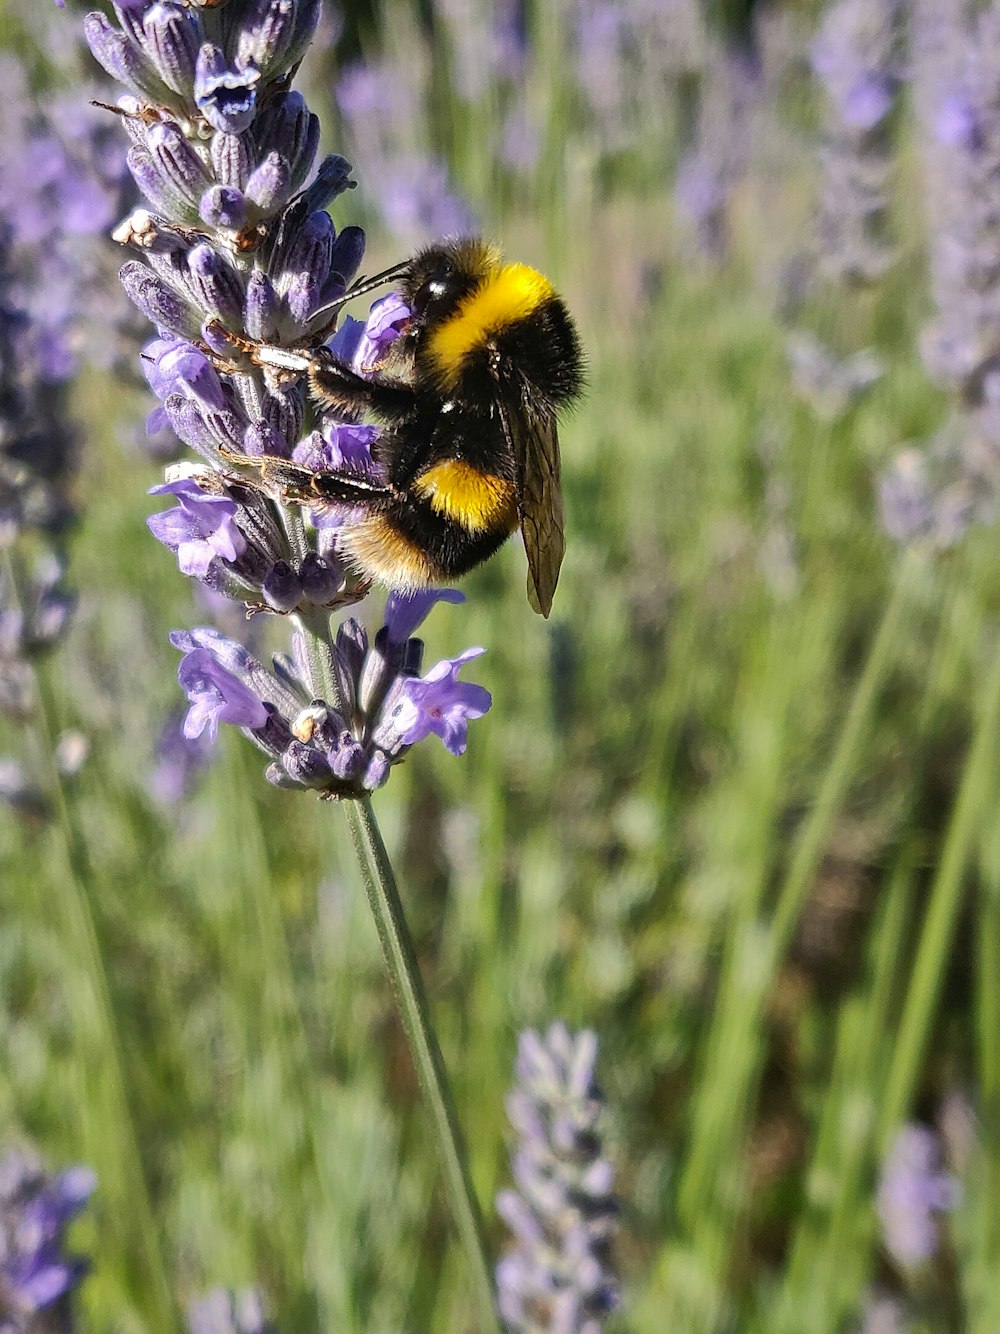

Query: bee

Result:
[234,237,584,617]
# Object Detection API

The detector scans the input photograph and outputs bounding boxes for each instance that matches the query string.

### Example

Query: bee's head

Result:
[402,238,502,326]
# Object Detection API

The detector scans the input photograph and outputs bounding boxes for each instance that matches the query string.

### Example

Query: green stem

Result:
[678,552,918,1228]
[299,606,499,1331]
[297,607,347,717]
[7,558,176,1330]
[878,641,1000,1144]
[775,850,916,1331]
[342,798,501,1334]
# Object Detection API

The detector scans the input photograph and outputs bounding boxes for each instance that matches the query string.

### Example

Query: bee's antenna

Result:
[308,260,411,335]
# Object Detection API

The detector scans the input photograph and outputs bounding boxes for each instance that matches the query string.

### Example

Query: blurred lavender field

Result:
[2,0,1000,1330]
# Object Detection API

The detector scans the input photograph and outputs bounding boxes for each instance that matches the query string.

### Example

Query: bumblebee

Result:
[241,238,584,617]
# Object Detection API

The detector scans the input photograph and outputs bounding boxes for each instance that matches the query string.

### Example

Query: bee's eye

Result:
[412,277,449,315]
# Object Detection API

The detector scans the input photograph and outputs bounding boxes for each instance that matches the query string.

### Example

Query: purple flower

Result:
[935,94,980,151]
[194,46,260,135]
[496,1024,619,1333]
[674,42,762,261]
[168,599,490,795]
[876,1124,959,1268]
[329,291,411,374]
[292,421,380,476]
[388,648,492,756]
[143,337,228,412]
[878,439,978,549]
[187,1286,275,1334]
[811,0,901,284]
[0,1147,95,1319]
[859,1292,910,1334]
[175,644,270,741]
[0,55,134,382]
[914,4,1000,397]
[86,0,492,799]
[148,478,247,577]
[383,588,465,644]
[811,1,899,133]
[148,706,215,803]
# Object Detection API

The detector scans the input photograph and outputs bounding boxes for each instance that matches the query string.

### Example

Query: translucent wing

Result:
[496,388,565,617]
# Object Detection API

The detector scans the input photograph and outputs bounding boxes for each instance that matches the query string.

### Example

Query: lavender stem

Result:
[297,605,497,1324]
[342,795,501,1333]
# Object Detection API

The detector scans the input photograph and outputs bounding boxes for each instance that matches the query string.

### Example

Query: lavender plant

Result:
[187,1287,275,1334]
[0,51,135,384]
[0,220,78,819]
[675,38,762,261]
[875,1124,959,1270]
[334,56,476,246]
[0,1147,95,1333]
[496,1024,618,1334]
[878,1,1000,547]
[83,0,499,1323]
[810,0,900,285]
[858,1293,910,1334]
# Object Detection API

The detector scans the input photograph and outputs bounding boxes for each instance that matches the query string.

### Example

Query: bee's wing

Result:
[496,389,565,617]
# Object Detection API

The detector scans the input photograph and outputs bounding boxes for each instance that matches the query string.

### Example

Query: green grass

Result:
[3,5,1000,1330]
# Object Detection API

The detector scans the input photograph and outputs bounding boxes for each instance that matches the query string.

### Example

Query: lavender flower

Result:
[171,589,490,796]
[433,0,526,102]
[87,0,492,794]
[0,49,136,384]
[0,759,49,823]
[811,0,900,285]
[877,435,983,549]
[858,1293,910,1334]
[873,3,1000,556]
[0,216,79,762]
[0,1147,95,1331]
[187,1287,275,1334]
[876,1124,959,1269]
[915,3,1000,397]
[786,332,883,420]
[496,1024,618,1334]
[675,42,762,260]
[335,59,475,246]
[148,707,215,803]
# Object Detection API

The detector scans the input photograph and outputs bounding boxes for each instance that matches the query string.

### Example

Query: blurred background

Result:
[0,0,996,1329]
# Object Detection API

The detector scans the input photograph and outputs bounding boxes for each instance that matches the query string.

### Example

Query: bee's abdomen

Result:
[412,460,518,535]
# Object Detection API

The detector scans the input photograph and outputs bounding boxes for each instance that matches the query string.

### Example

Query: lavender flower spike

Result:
[876,1123,959,1268]
[811,0,901,285]
[171,588,491,796]
[187,1287,276,1334]
[0,1146,96,1329]
[496,1024,619,1334]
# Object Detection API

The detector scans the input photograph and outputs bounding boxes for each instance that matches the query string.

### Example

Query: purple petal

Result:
[176,646,269,741]
[383,589,465,644]
[391,646,490,755]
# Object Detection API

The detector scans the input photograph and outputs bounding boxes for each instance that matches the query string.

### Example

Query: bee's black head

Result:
[402,237,502,325]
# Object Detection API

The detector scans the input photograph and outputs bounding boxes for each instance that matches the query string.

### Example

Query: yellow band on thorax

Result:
[414,460,518,533]
[427,263,555,388]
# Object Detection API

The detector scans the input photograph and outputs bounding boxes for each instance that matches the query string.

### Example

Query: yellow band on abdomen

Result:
[414,460,518,533]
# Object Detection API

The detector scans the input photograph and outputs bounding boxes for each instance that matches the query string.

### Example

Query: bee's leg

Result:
[308,350,419,421]
[308,470,399,509]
